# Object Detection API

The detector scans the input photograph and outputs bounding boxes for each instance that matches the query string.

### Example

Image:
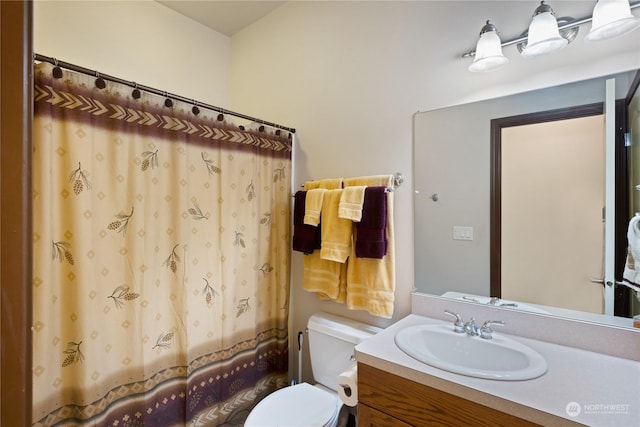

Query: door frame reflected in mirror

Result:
[489,101,631,318]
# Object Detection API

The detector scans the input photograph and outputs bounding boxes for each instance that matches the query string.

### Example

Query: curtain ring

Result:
[52,57,63,79]
[131,82,141,100]
[163,92,173,108]
[94,71,106,89]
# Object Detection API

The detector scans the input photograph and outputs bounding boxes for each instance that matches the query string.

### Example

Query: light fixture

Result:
[521,1,568,58]
[468,21,509,72]
[462,1,640,72]
[586,0,640,41]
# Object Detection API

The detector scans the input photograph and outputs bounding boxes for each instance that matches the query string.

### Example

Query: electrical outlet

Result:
[453,226,473,241]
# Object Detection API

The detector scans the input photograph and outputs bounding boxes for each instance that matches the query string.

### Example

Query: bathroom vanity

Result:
[357,363,543,426]
[355,294,640,426]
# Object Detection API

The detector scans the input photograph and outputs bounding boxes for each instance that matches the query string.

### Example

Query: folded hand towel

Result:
[320,189,353,263]
[338,186,367,222]
[346,189,395,319]
[623,215,640,291]
[343,175,393,188]
[293,191,321,254]
[304,178,343,190]
[355,187,387,259]
[304,189,325,227]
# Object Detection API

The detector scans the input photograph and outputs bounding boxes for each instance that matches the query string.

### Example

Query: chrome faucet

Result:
[479,320,505,339]
[444,310,504,339]
[463,317,479,336]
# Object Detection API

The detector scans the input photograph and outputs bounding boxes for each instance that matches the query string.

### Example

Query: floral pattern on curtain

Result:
[32,62,292,426]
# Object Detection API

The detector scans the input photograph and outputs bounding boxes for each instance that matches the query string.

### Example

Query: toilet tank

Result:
[307,312,381,391]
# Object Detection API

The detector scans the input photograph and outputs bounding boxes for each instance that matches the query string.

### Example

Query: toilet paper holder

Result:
[340,355,356,396]
[341,355,355,396]
[339,383,352,397]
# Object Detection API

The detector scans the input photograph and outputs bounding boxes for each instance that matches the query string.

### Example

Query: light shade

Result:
[586,0,640,41]
[521,2,568,58]
[468,21,509,72]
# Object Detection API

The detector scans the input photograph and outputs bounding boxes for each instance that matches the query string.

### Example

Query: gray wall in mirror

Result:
[413,72,636,317]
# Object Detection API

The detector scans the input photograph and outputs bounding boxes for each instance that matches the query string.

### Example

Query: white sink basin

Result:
[394,324,548,381]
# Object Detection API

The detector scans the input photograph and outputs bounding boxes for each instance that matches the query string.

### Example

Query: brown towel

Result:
[292,191,320,254]
[355,187,387,259]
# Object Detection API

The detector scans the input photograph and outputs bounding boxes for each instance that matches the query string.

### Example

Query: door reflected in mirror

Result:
[500,115,605,314]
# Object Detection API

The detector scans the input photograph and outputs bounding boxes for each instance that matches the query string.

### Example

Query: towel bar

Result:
[297,172,404,190]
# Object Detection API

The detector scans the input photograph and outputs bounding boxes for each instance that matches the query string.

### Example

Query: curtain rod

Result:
[34,53,296,134]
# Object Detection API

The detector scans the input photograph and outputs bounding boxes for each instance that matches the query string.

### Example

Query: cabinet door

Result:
[358,363,544,426]
[359,404,413,427]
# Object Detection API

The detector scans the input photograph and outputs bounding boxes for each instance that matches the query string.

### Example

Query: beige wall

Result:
[34,0,230,107]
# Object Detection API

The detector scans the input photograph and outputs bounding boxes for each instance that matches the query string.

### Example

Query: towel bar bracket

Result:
[590,278,613,287]
[393,172,404,187]
[591,278,629,288]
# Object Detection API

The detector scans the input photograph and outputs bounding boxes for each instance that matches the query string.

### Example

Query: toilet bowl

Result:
[244,312,380,427]
[244,382,342,427]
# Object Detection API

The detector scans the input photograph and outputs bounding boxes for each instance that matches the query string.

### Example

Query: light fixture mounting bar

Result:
[461,0,640,58]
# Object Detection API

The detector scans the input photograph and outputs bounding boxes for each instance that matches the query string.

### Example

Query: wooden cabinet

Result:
[358,403,413,427]
[357,363,545,427]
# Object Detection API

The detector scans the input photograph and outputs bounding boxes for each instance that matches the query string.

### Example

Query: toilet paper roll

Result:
[337,363,358,407]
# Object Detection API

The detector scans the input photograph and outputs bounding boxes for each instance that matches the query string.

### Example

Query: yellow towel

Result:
[304,178,343,190]
[319,189,352,263]
[315,262,348,303]
[338,186,367,222]
[343,175,393,188]
[336,264,348,303]
[301,178,346,301]
[346,190,395,318]
[303,254,345,301]
[303,189,325,227]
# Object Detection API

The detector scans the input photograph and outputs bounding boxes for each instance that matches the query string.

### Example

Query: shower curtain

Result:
[32,62,292,426]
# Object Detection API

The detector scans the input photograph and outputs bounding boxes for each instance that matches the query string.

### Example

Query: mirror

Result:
[414,70,639,327]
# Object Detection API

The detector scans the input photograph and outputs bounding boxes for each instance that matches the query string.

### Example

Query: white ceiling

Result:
[155,1,605,51]
[157,0,286,36]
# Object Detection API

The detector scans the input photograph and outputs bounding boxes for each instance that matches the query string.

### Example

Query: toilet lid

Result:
[245,382,340,427]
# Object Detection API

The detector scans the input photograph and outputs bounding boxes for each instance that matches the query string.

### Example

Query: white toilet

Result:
[244,312,380,427]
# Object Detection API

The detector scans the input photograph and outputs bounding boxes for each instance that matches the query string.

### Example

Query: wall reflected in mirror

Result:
[413,70,639,328]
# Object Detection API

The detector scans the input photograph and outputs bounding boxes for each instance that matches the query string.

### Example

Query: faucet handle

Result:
[480,320,505,339]
[488,296,518,308]
[488,297,500,306]
[444,310,464,333]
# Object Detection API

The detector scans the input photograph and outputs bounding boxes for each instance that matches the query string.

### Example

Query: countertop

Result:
[355,314,640,427]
